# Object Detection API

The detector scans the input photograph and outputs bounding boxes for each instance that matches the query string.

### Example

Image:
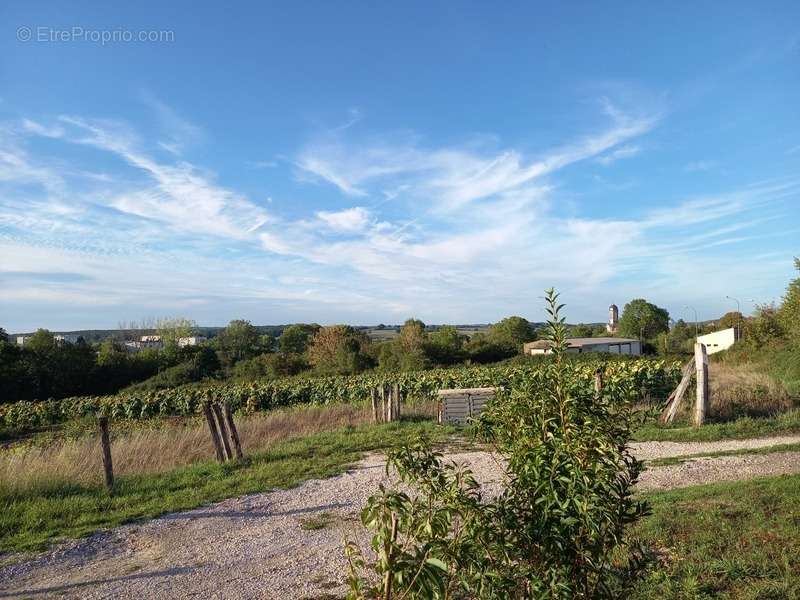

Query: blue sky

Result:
[1,2,799,331]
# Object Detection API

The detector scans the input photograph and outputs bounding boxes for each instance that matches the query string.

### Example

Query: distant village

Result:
[15,334,208,352]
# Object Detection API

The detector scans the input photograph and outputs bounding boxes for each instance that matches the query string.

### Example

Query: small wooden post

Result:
[393,383,401,421]
[694,342,709,426]
[593,369,603,396]
[223,402,244,459]
[98,416,114,491]
[371,388,379,423]
[203,400,226,463]
[212,403,233,460]
[385,384,393,423]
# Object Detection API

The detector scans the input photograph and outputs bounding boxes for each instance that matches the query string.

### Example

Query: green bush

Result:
[345,290,651,599]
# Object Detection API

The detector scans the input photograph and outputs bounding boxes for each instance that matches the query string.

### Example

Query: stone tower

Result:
[607,304,619,334]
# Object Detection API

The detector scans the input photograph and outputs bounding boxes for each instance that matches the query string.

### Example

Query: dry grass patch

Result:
[709,362,793,421]
[0,403,434,496]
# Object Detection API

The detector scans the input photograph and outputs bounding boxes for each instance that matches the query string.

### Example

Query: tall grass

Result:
[0,402,435,498]
[708,362,793,420]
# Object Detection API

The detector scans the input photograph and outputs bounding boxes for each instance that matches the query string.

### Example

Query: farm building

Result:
[696,327,737,355]
[524,337,642,356]
[178,336,207,347]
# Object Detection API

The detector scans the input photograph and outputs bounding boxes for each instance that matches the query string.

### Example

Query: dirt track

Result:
[2,435,800,599]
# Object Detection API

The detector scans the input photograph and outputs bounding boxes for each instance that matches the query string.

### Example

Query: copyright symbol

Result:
[17,26,32,42]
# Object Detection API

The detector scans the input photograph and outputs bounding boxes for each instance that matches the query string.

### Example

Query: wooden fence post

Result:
[393,383,401,421]
[660,357,696,424]
[212,403,234,460]
[385,384,392,422]
[98,416,114,491]
[223,402,244,460]
[593,369,603,397]
[371,388,379,423]
[203,400,226,463]
[694,342,709,426]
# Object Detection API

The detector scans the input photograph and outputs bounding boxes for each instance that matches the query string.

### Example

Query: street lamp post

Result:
[726,295,741,339]
[684,305,699,337]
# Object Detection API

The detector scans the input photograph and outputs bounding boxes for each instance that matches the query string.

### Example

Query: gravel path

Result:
[2,436,800,599]
[630,434,800,461]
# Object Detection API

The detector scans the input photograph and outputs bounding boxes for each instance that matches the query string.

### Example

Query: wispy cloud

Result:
[296,102,659,213]
[141,92,206,156]
[51,116,272,239]
[3,102,797,329]
[316,206,371,232]
[596,144,641,165]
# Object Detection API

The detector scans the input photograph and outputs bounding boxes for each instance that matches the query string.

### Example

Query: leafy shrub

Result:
[231,352,308,379]
[345,290,652,599]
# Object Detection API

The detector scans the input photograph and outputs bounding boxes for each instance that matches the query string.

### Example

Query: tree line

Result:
[0,316,539,404]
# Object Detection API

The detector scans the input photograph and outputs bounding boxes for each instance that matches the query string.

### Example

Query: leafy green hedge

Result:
[0,359,680,430]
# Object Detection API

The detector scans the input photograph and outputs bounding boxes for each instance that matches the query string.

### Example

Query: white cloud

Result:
[52,116,272,239]
[4,104,798,330]
[316,206,371,232]
[296,102,658,212]
[21,119,65,139]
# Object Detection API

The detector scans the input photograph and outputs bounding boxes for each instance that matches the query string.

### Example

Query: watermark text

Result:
[17,26,175,45]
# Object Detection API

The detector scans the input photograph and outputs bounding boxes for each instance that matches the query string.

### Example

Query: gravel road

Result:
[2,435,799,599]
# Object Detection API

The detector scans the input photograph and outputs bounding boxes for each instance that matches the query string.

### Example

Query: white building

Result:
[16,333,81,345]
[124,335,164,352]
[524,337,642,356]
[696,327,737,355]
[178,336,207,347]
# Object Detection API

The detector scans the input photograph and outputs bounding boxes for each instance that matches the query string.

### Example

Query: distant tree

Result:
[618,299,670,341]
[0,327,7,343]
[427,325,467,365]
[378,319,430,372]
[156,317,197,347]
[26,329,57,354]
[487,316,537,353]
[190,345,222,378]
[717,311,744,336]
[398,319,427,352]
[745,303,785,348]
[279,323,320,354]
[778,257,800,341]
[218,319,262,364]
[308,325,372,375]
[231,351,308,380]
[465,332,516,364]
[0,342,30,403]
[717,311,743,330]
[655,319,696,356]
[569,323,605,338]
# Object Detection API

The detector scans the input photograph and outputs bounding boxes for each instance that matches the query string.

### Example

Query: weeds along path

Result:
[2,437,800,599]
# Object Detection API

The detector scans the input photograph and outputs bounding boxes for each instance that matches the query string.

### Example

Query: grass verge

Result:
[635,409,800,442]
[633,474,800,599]
[646,442,800,467]
[0,419,454,555]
